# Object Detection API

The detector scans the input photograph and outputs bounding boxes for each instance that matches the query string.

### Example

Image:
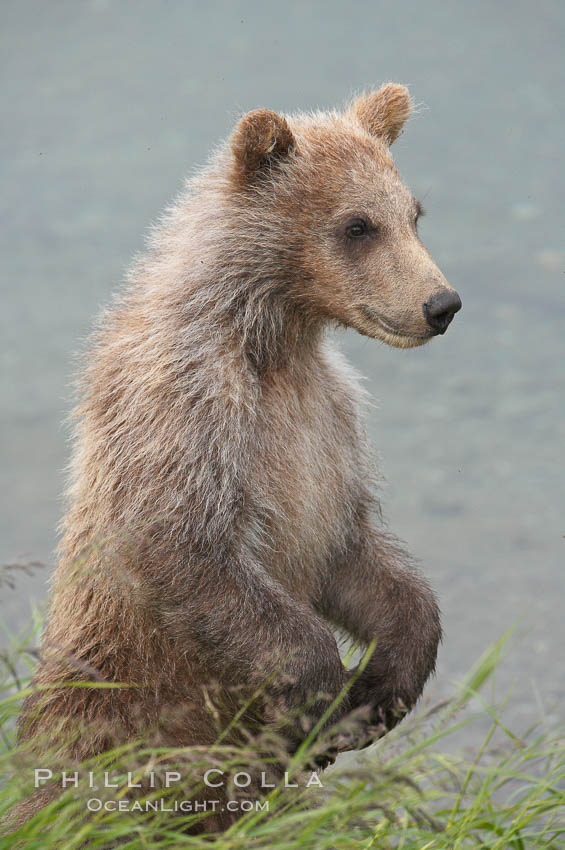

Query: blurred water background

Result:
[1,1,564,735]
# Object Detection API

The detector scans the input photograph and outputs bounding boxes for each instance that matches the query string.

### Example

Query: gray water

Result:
[1,1,564,733]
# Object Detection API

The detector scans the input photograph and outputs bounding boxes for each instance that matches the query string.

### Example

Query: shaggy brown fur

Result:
[16,84,460,830]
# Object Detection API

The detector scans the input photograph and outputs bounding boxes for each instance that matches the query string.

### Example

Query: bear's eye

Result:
[345,217,371,239]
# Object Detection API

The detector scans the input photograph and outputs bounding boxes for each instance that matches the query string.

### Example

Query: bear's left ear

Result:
[350,84,413,145]
[231,109,296,183]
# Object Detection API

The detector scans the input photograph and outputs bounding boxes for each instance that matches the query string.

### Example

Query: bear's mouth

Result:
[358,305,433,348]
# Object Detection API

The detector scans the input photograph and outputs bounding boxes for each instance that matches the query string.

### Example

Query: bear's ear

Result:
[350,84,413,145]
[231,109,296,182]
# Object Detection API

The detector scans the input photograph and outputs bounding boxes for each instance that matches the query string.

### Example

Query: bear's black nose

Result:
[423,289,462,334]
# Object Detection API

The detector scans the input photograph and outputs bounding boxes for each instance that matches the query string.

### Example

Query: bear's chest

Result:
[247,359,364,598]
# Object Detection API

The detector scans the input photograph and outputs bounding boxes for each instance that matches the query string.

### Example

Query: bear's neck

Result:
[225,285,324,373]
[135,182,326,375]
[171,256,324,375]
[200,231,323,375]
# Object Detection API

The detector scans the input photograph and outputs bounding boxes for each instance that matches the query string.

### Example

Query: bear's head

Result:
[229,84,461,349]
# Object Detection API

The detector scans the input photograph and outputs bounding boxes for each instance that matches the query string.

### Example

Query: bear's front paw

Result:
[346,669,414,741]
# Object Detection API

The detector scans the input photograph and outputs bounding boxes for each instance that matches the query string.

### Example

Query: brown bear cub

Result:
[17,84,460,827]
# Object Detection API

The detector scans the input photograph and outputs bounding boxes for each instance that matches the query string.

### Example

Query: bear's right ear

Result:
[350,84,413,145]
[231,109,296,183]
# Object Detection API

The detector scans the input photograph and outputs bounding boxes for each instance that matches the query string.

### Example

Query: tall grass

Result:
[0,609,563,848]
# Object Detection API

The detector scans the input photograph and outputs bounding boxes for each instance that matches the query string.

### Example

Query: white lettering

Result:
[34,769,52,787]
[306,771,324,788]
[61,771,79,788]
[260,771,275,788]
[233,771,251,788]
[165,771,181,788]
[127,772,142,788]
[204,768,224,788]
